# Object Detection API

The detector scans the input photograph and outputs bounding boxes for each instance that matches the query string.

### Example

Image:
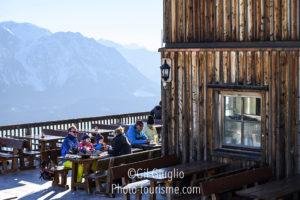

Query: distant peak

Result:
[0,21,51,42]
[0,21,50,32]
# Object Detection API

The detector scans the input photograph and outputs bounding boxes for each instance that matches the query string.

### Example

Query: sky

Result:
[0,0,163,51]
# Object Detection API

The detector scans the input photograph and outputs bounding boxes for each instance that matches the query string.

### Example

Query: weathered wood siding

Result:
[163,0,300,43]
[161,49,299,179]
[161,0,300,178]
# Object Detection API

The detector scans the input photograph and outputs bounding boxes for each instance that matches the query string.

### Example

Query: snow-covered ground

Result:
[0,169,170,200]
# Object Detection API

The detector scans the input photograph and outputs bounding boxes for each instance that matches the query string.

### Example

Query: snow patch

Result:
[2,26,15,36]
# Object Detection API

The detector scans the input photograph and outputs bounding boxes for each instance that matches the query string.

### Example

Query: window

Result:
[222,92,261,149]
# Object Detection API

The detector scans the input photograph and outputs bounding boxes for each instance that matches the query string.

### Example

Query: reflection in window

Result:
[223,95,261,148]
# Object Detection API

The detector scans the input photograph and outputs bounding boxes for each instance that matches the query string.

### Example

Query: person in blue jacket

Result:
[60,126,83,183]
[126,120,149,146]
[61,126,79,157]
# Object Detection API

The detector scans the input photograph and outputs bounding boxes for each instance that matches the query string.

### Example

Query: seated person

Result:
[79,134,95,153]
[143,115,159,143]
[93,134,110,151]
[109,127,131,156]
[95,133,104,144]
[150,101,162,121]
[61,126,83,182]
[126,120,149,146]
[61,126,79,157]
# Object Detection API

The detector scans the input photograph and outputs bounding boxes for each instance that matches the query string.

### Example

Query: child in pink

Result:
[79,134,95,153]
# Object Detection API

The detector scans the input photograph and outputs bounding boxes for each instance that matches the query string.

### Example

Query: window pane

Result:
[224,120,242,145]
[243,97,261,116]
[243,122,261,147]
[225,96,242,120]
[222,94,261,149]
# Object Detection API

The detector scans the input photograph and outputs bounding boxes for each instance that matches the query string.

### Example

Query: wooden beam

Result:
[207,84,269,90]
[160,41,300,51]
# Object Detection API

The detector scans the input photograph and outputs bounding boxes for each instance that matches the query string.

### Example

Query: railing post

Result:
[117,117,121,125]
[25,127,31,136]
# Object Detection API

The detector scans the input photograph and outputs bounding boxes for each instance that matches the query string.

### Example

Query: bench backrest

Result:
[148,148,161,158]
[0,137,29,150]
[94,149,161,173]
[95,157,111,172]
[111,151,150,166]
[111,155,179,180]
[200,167,272,196]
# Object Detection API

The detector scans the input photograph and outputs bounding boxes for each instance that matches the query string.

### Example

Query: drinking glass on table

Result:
[153,135,158,144]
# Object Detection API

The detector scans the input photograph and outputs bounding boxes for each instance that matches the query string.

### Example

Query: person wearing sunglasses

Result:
[61,126,79,157]
[61,125,84,182]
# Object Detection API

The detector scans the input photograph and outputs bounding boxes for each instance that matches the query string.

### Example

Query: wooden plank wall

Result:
[298,51,300,174]
[163,0,300,43]
[161,49,299,179]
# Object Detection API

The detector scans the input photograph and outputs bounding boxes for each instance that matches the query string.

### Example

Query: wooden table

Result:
[11,134,65,164]
[135,161,228,200]
[236,175,300,200]
[62,151,109,191]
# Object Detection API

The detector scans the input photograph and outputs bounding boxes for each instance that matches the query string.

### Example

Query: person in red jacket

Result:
[79,134,95,153]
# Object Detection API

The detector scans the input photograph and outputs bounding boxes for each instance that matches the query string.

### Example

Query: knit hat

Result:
[147,115,155,125]
[82,134,90,141]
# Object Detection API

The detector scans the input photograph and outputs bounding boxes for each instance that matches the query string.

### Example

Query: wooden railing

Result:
[0,112,149,138]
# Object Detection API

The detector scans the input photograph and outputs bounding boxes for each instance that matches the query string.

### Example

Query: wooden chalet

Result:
[160,0,300,179]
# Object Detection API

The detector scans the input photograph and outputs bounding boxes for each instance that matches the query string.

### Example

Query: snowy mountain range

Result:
[0,21,160,125]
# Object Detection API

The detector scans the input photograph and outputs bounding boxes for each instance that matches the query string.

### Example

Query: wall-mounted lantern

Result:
[160,58,172,88]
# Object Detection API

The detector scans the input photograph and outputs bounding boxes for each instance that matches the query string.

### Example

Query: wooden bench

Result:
[190,167,248,186]
[235,174,300,200]
[200,167,272,200]
[19,149,40,170]
[5,135,43,169]
[85,158,111,194]
[110,148,161,166]
[110,155,179,200]
[52,166,71,189]
[0,138,30,173]
[85,149,161,195]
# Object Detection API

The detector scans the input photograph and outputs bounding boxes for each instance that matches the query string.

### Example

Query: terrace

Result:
[1,0,300,199]
[0,112,167,199]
